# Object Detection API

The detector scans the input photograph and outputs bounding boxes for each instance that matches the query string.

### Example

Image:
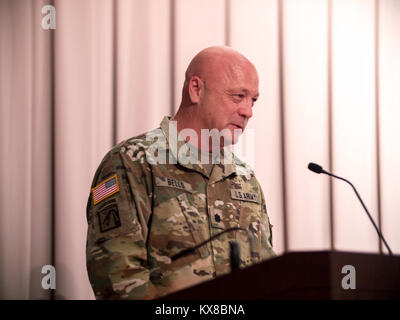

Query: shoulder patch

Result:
[97,203,121,233]
[92,174,120,205]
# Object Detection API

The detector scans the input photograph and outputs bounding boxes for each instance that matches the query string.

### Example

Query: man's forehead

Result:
[225,64,259,89]
[210,61,258,87]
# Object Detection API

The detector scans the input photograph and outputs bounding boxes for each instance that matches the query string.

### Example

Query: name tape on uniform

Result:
[230,189,260,203]
[155,176,192,192]
[92,174,120,205]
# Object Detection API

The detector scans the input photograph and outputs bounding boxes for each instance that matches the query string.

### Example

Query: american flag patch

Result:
[92,174,120,205]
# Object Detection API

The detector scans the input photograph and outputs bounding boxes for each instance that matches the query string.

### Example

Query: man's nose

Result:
[238,102,253,119]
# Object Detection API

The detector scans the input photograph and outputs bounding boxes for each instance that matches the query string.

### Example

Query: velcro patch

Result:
[97,203,121,233]
[155,176,192,192]
[92,174,120,205]
[230,189,260,203]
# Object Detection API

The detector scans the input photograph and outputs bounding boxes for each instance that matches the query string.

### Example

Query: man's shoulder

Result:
[119,127,164,151]
[91,128,163,181]
[105,127,165,160]
[231,153,255,178]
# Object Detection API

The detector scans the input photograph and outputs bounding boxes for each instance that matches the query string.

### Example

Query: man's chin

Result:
[223,129,243,146]
[231,128,244,144]
[206,127,243,149]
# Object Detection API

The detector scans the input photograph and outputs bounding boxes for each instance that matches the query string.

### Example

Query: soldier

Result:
[86,46,276,299]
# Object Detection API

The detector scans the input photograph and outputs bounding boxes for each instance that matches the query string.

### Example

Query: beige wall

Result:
[0,0,399,299]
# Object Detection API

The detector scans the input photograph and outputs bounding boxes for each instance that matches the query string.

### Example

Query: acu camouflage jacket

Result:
[86,116,276,299]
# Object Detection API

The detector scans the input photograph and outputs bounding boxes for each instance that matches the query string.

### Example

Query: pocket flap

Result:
[176,193,209,259]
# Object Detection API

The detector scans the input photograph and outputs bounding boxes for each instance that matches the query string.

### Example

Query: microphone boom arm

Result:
[325,171,393,256]
[170,227,254,262]
[308,162,393,256]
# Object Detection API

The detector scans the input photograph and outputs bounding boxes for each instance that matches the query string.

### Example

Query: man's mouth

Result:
[230,124,243,130]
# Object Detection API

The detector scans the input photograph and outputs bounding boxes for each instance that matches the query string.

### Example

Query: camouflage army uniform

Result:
[86,116,275,299]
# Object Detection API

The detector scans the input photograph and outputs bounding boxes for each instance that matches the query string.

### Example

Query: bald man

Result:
[86,46,276,300]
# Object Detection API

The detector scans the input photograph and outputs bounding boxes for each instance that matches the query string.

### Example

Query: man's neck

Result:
[170,111,230,167]
[172,107,213,153]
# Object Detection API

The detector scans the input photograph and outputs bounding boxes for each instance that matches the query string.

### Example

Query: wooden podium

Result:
[161,251,400,299]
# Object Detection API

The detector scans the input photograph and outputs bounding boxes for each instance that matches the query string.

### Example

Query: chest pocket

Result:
[210,188,262,234]
[176,193,209,258]
[152,176,209,259]
[209,188,264,266]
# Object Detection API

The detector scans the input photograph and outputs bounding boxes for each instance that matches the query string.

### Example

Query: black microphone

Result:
[229,241,240,270]
[308,162,326,174]
[308,162,393,256]
[170,227,254,271]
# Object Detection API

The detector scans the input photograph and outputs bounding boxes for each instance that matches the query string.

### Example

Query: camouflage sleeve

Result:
[258,181,277,260]
[86,146,157,300]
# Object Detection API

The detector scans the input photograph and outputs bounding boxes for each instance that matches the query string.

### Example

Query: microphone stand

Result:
[170,227,254,271]
[308,162,393,256]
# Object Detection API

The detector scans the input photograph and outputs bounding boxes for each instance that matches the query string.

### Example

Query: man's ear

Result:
[188,76,203,104]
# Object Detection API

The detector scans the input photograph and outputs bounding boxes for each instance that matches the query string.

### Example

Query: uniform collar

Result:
[160,116,236,181]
